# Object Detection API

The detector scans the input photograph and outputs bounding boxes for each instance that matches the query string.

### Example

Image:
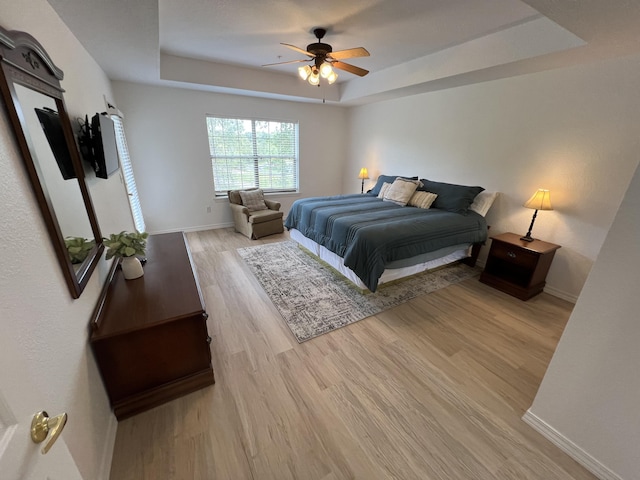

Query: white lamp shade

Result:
[319,62,333,78]
[298,65,311,81]
[326,71,338,84]
[308,71,320,85]
[524,189,553,210]
[358,167,369,180]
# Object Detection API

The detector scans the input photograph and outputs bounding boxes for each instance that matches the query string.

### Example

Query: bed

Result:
[285,176,496,292]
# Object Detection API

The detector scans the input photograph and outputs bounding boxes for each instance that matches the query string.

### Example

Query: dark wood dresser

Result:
[90,232,214,420]
[479,232,561,300]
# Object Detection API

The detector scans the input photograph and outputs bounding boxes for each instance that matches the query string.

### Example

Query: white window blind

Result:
[111,115,146,233]
[206,116,299,196]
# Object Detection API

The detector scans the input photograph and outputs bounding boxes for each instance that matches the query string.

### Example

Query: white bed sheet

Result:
[289,229,471,290]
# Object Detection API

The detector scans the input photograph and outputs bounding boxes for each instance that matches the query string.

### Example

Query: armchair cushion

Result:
[239,188,268,212]
[249,209,283,224]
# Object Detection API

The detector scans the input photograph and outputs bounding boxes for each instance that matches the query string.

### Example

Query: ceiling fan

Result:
[263,28,370,85]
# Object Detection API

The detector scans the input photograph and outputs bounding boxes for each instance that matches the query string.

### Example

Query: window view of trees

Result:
[206,116,299,195]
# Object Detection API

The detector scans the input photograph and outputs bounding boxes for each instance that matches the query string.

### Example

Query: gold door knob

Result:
[30,411,67,454]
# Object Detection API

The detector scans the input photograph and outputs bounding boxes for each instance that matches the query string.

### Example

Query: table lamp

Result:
[521,189,552,242]
[358,167,369,194]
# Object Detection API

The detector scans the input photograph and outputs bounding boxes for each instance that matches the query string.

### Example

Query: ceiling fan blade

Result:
[262,59,310,67]
[281,43,315,58]
[328,47,370,60]
[331,61,369,77]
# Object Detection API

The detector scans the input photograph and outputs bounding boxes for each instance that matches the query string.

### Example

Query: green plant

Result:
[103,231,149,260]
[65,236,95,264]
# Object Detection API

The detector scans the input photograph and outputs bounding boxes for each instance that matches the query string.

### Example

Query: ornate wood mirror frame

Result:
[0,26,103,298]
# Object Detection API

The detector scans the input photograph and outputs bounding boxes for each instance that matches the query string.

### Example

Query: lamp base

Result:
[521,209,539,243]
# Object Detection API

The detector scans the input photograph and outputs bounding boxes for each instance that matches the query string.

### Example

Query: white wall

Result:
[346,53,640,301]
[526,159,640,480]
[0,1,133,478]
[111,81,348,234]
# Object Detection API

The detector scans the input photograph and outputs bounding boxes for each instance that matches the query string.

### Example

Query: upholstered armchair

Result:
[228,188,284,239]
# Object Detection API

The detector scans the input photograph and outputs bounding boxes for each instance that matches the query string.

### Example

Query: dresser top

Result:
[91,232,205,339]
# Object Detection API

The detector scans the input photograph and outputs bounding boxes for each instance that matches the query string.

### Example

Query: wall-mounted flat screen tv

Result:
[35,107,77,180]
[90,113,120,179]
[77,112,120,179]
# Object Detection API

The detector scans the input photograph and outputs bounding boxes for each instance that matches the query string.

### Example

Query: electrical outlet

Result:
[206,206,211,213]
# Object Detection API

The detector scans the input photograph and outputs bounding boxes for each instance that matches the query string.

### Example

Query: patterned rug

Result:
[237,241,479,343]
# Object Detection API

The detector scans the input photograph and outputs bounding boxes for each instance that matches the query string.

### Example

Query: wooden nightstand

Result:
[479,232,561,300]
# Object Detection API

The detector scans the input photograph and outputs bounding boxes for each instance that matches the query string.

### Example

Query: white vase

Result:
[121,256,144,280]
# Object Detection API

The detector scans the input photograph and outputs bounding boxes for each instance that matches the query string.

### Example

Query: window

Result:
[111,115,146,233]
[206,115,299,196]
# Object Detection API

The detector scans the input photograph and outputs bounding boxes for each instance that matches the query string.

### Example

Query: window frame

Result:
[206,114,300,197]
[110,113,146,233]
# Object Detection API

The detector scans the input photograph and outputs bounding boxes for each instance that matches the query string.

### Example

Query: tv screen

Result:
[34,107,77,180]
[90,113,120,179]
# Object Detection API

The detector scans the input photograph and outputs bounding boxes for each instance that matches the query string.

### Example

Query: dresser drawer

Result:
[490,241,538,269]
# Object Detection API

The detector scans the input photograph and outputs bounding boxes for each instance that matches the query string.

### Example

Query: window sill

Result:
[214,191,300,202]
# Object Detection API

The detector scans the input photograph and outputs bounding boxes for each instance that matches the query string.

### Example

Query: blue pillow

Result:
[368,175,418,196]
[418,179,484,214]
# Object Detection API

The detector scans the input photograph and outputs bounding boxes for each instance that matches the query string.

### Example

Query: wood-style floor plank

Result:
[109,228,596,480]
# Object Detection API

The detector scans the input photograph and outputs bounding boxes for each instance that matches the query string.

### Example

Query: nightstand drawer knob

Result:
[507,251,516,258]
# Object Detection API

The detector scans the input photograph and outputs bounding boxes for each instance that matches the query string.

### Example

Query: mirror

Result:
[0,26,104,298]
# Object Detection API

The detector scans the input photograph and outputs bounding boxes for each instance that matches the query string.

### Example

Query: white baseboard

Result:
[543,285,579,304]
[522,410,623,480]
[148,222,234,235]
[99,415,118,480]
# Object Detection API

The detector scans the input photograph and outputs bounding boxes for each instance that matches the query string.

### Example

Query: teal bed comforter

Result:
[284,194,487,291]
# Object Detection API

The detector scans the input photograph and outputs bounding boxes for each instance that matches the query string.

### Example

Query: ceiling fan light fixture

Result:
[319,62,333,78]
[308,70,320,86]
[269,28,369,87]
[298,65,312,81]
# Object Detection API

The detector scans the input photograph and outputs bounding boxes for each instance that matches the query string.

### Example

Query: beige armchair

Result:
[228,189,284,239]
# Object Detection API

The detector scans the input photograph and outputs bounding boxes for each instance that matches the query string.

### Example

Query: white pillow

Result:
[383,178,421,206]
[468,191,498,216]
[377,182,392,199]
[408,191,438,209]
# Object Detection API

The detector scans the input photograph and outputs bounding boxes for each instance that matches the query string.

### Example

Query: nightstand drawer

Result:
[490,242,538,268]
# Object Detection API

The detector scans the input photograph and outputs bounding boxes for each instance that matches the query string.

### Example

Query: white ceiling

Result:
[159,0,539,73]
[48,0,640,105]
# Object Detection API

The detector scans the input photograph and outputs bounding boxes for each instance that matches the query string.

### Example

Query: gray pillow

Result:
[418,179,484,214]
[368,175,418,196]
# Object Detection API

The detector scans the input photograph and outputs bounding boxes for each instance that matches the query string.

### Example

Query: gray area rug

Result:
[237,241,479,343]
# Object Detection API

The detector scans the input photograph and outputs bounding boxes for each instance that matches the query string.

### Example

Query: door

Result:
[0,338,83,479]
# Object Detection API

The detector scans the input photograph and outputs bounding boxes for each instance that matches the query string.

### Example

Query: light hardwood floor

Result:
[109,228,596,480]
